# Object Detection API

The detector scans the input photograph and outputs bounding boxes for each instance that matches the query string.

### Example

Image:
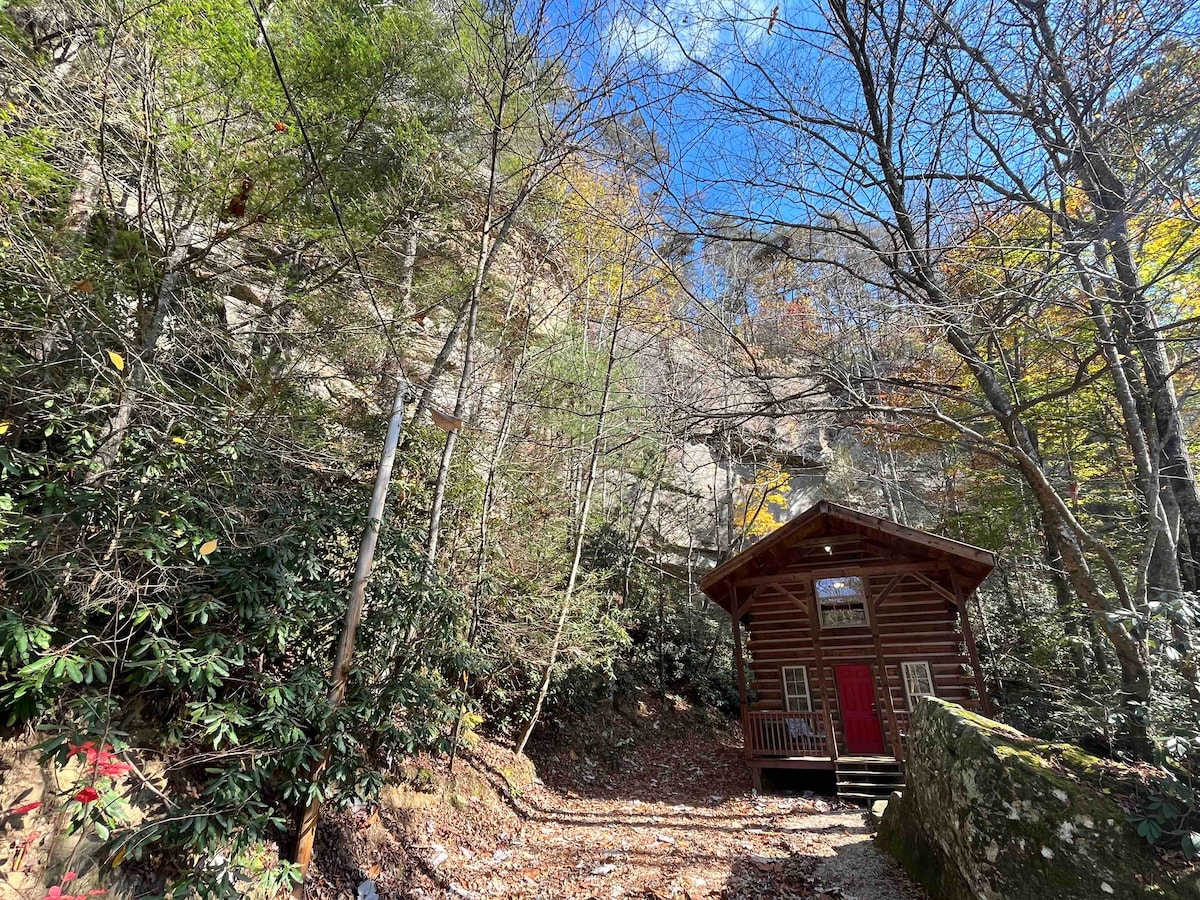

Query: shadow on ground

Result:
[302,700,923,899]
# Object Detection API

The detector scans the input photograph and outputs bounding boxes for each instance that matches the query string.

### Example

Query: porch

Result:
[743,709,912,766]
[745,710,910,799]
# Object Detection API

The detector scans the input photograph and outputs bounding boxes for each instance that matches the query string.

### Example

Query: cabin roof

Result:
[699,500,995,612]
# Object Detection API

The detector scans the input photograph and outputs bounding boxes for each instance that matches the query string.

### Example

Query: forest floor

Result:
[310,700,925,900]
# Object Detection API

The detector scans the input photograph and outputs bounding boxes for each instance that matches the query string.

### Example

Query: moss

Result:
[407,766,438,793]
[877,793,975,900]
[952,707,1031,741]
[994,744,1056,770]
[878,700,1200,899]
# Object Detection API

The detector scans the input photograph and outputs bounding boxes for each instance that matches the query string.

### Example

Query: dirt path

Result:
[353,718,926,900]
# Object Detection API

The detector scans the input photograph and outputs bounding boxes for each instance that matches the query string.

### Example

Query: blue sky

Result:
[536,0,833,228]
[542,0,1115,241]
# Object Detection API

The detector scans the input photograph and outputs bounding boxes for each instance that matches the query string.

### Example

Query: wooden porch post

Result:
[863,576,902,760]
[730,586,752,759]
[802,580,837,761]
[950,569,993,717]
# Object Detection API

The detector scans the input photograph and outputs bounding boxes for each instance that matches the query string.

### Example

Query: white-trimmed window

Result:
[902,661,936,709]
[781,665,812,712]
[815,576,868,628]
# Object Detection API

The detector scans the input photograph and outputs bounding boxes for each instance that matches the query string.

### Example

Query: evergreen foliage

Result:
[2,0,1199,889]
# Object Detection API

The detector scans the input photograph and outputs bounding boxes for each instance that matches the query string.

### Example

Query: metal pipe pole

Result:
[292,376,409,890]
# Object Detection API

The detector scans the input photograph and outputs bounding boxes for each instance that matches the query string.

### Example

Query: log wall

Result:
[738,536,981,755]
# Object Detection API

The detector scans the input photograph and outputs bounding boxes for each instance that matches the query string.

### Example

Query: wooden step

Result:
[835,759,905,802]
[840,788,902,799]
[836,768,903,775]
[838,788,904,803]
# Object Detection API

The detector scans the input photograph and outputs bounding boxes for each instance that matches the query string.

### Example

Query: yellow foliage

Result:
[734,464,792,537]
[554,159,678,325]
[1137,199,1200,319]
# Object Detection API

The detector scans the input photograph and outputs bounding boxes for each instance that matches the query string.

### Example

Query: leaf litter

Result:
[308,701,925,900]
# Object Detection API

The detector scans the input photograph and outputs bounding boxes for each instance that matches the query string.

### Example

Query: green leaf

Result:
[19,655,56,675]
[1183,832,1200,860]
[63,658,84,683]
[1137,818,1163,842]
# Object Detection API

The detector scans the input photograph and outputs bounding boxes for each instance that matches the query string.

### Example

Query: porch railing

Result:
[746,711,835,759]
[746,709,917,761]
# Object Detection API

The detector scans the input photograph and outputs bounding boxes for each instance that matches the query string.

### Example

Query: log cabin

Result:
[699,500,994,799]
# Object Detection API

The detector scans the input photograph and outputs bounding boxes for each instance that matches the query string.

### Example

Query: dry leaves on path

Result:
[310,707,925,900]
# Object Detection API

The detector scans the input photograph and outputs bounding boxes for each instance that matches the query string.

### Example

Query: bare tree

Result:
[622,0,1200,745]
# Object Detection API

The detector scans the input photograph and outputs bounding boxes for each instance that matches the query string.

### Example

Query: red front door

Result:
[835,664,885,754]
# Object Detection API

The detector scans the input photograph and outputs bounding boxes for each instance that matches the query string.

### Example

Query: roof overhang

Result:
[699,500,995,614]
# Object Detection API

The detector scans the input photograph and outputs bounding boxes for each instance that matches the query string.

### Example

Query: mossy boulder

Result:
[876,699,1199,899]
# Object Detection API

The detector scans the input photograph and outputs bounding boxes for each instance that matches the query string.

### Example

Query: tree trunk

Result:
[407,294,471,434]
[1023,0,1200,595]
[1041,525,1090,686]
[87,224,192,482]
[622,463,664,601]
[447,348,523,773]
[514,304,622,757]
[424,273,482,569]
[1081,258,1200,700]
[833,2,1158,740]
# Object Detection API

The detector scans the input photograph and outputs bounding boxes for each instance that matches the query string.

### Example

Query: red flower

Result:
[8,801,42,816]
[69,742,133,781]
[42,884,106,900]
[97,759,133,777]
[73,786,100,804]
[69,742,100,764]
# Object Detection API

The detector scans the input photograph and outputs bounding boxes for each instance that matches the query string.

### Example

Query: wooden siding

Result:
[706,509,993,765]
[737,538,981,757]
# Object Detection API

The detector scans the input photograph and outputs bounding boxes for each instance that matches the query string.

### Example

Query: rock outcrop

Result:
[877,699,1199,899]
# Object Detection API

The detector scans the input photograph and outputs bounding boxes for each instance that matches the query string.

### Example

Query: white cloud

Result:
[607,0,782,71]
